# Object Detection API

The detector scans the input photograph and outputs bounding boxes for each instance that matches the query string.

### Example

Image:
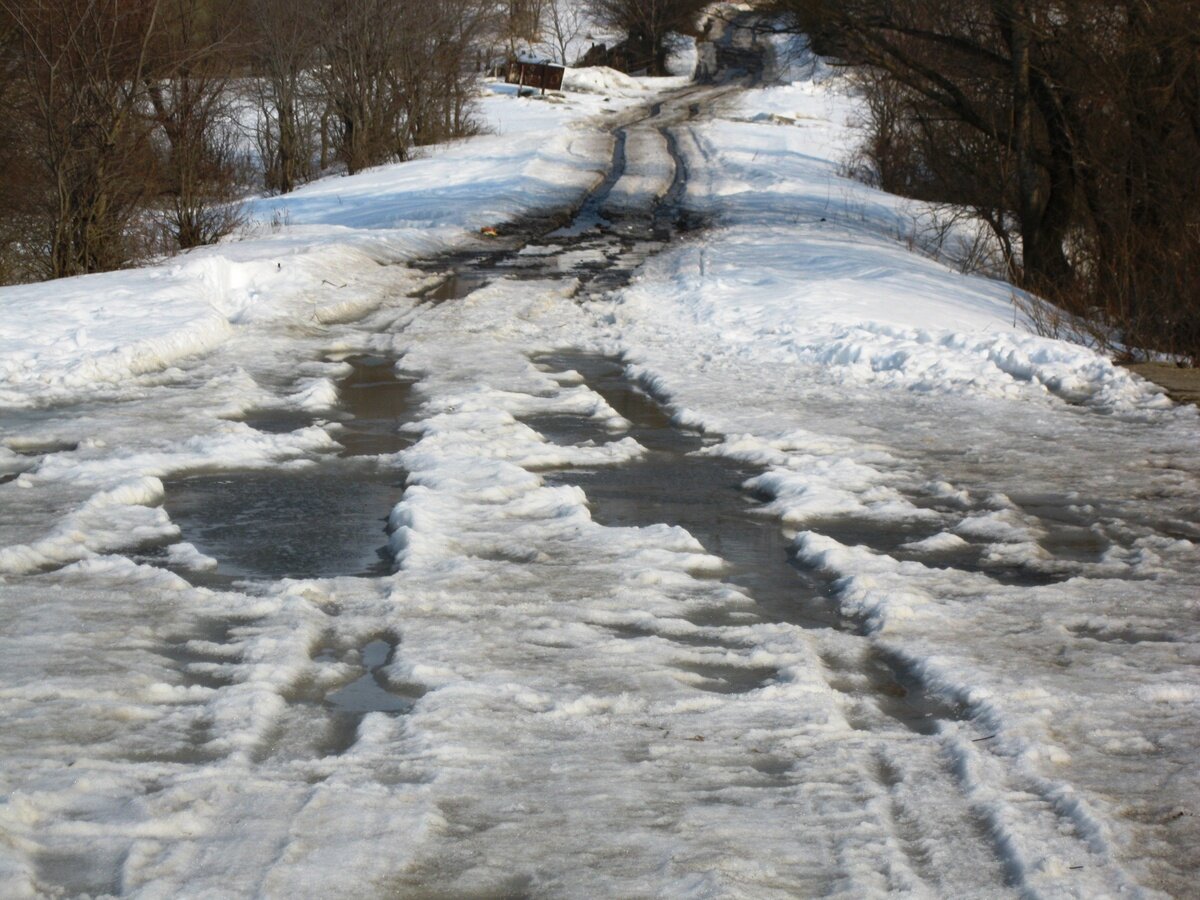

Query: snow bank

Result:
[2,28,1198,900]
[0,78,643,408]
[562,65,649,97]
[618,67,1180,414]
[0,477,174,575]
[589,41,1200,898]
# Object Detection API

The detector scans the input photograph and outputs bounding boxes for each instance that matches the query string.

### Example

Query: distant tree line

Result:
[498,0,708,76]
[585,0,708,74]
[0,0,571,285]
[775,0,1200,361]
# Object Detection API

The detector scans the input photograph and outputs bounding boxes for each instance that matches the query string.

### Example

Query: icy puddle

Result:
[318,638,425,716]
[163,465,403,581]
[410,227,666,308]
[253,637,427,761]
[329,354,419,457]
[409,250,516,304]
[531,351,967,731]
[404,123,691,307]
[164,356,417,582]
[533,352,836,631]
[800,513,1077,587]
[237,354,417,457]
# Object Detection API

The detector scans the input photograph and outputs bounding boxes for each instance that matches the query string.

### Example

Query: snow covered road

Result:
[2,30,1198,899]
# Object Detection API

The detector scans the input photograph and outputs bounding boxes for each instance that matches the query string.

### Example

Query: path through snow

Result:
[1,21,1197,899]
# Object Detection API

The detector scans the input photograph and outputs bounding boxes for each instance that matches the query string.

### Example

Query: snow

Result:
[604,128,675,211]
[2,37,1199,900]
[561,65,645,96]
[0,78,640,408]
[652,95,1170,412]
[591,38,1200,896]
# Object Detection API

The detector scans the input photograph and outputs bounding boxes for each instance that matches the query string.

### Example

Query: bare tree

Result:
[542,0,584,64]
[244,0,320,194]
[0,0,501,284]
[145,0,246,248]
[314,0,488,174]
[2,0,163,278]
[586,0,706,74]
[0,7,39,282]
[781,0,1076,288]
[394,0,489,147]
[316,0,410,174]
[777,0,1200,360]
[498,0,546,58]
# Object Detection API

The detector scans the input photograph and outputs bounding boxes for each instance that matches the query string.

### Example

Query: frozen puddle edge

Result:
[528,350,968,736]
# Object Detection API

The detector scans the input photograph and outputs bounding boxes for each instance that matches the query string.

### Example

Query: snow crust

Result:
[604,128,675,211]
[1,39,1198,900]
[593,38,1200,897]
[0,79,638,409]
[562,65,647,96]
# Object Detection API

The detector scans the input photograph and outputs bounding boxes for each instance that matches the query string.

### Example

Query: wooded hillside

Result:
[776,0,1200,361]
